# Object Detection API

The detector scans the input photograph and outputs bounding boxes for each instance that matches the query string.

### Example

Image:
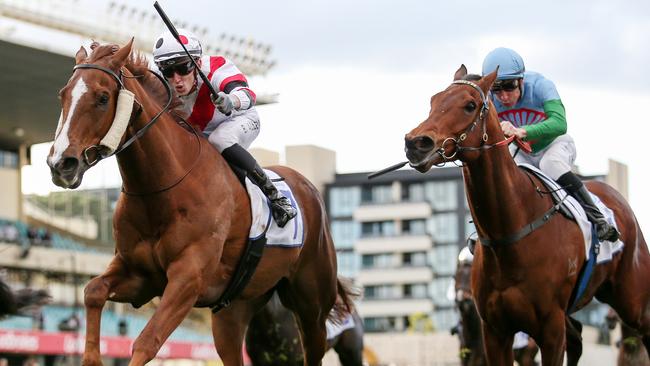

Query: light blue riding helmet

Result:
[482,47,525,80]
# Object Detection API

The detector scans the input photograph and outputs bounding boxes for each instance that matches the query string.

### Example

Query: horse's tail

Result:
[329,276,360,324]
[0,280,50,317]
[0,280,17,317]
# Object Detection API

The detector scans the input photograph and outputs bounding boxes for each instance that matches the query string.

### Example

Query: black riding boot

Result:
[557,171,620,242]
[222,144,297,228]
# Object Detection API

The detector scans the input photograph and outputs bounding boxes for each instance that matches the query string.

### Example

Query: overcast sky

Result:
[19,0,650,233]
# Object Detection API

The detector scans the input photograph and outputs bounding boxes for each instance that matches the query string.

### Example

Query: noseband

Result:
[434,80,514,163]
[72,63,172,166]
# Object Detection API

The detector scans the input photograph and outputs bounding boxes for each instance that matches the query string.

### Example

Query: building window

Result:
[361,221,395,237]
[431,277,454,306]
[402,251,428,267]
[364,284,399,300]
[329,186,361,217]
[362,253,396,269]
[431,245,458,275]
[361,185,392,204]
[364,316,396,332]
[428,213,458,243]
[331,220,360,249]
[424,181,457,211]
[403,283,428,299]
[405,183,425,202]
[336,250,359,278]
[432,308,458,332]
[0,150,18,169]
[402,219,427,235]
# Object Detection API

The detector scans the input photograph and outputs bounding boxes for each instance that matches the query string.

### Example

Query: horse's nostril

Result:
[55,157,79,173]
[407,136,434,152]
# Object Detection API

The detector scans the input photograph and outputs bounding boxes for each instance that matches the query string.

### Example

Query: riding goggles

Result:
[491,79,520,93]
[160,60,196,78]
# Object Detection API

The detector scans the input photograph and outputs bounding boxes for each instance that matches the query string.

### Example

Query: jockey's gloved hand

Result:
[211,92,235,116]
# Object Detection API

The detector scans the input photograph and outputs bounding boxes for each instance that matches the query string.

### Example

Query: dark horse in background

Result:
[0,279,49,317]
[246,291,364,366]
[607,308,650,366]
[405,65,650,365]
[46,40,353,366]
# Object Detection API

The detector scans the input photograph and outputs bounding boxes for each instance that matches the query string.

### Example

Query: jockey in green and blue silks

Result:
[482,47,619,242]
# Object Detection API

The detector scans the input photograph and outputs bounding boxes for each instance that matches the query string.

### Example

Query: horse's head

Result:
[454,262,474,314]
[47,39,135,188]
[404,65,499,172]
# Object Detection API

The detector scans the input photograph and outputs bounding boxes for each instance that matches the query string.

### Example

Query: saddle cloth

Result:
[519,163,624,263]
[245,169,304,247]
[326,312,356,340]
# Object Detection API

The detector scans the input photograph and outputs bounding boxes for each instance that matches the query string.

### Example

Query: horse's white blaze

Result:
[49,78,87,166]
[54,111,63,138]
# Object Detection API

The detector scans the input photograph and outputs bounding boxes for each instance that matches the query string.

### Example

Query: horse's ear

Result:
[75,46,87,65]
[110,38,134,69]
[479,66,499,94]
[453,64,468,81]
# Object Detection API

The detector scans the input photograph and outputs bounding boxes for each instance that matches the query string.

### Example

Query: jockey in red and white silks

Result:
[153,28,296,228]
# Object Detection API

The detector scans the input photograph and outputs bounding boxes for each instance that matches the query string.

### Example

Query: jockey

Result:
[482,47,619,242]
[152,29,297,228]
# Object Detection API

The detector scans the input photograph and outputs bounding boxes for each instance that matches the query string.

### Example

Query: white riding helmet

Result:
[153,28,202,67]
[457,246,474,264]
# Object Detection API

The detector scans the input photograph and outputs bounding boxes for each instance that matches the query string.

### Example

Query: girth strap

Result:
[479,197,566,247]
[209,236,266,313]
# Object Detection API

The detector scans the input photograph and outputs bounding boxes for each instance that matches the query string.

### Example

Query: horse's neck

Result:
[115,79,232,199]
[462,139,540,242]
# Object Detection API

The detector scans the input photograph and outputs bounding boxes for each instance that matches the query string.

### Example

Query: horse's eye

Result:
[97,93,109,106]
[464,101,477,113]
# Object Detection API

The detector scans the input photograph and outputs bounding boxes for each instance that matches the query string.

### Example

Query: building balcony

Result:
[353,201,431,222]
[358,297,434,317]
[355,234,433,254]
[357,266,433,285]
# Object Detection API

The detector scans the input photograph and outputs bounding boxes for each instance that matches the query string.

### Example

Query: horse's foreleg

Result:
[211,301,257,366]
[538,311,566,366]
[83,259,151,366]
[481,323,514,366]
[128,258,202,366]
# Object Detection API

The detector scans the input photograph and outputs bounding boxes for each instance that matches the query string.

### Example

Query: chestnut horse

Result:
[46,40,350,366]
[246,291,364,366]
[404,65,650,365]
[454,261,539,366]
[454,253,583,366]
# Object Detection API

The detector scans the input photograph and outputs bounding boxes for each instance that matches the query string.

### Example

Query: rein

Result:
[72,62,202,196]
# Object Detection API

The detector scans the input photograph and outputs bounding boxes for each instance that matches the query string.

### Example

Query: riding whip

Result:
[367,161,409,179]
[153,2,219,102]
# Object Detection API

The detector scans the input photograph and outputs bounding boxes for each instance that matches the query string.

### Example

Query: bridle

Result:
[72,63,171,166]
[424,79,517,166]
[71,62,202,196]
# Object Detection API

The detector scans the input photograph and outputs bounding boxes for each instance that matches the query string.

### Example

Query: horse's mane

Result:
[87,43,182,113]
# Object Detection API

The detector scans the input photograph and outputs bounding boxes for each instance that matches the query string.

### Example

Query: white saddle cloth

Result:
[245,169,304,247]
[519,163,624,263]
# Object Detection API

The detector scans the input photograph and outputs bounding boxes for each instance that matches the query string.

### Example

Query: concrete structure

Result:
[325,168,469,332]
[251,144,337,193]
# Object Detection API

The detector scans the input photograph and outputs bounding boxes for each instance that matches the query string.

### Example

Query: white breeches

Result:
[509,134,576,180]
[204,113,260,152]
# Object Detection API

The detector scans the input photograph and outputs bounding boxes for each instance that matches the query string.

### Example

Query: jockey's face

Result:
[492,78,522,108]
[165,58,201,96]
